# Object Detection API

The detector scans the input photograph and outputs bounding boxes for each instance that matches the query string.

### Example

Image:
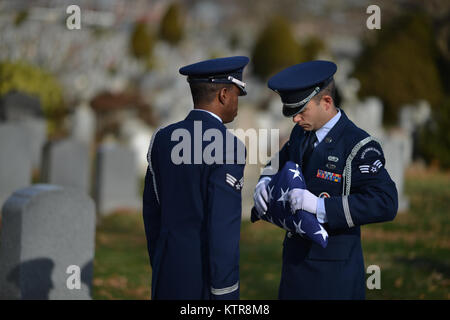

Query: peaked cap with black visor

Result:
[179,56,249,96]
[268,60,337,117]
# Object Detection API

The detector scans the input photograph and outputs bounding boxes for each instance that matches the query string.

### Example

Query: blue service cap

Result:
[268,60,337,117]
[179,56,250,96]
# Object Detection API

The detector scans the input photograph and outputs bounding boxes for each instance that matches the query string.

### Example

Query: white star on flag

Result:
[277,187,290,209]
[314,224,328,241]
[289,164,303,181]
[293,219,306,235]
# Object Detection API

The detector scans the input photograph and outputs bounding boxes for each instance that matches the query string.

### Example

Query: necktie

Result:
[302,131,317,168]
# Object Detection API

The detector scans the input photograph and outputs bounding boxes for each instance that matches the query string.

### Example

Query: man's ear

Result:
[322,95,333,110]
[218,87,228,105]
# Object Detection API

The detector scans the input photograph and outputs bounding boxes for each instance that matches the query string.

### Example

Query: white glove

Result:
[253,178,271,216]
[288,188,318,214]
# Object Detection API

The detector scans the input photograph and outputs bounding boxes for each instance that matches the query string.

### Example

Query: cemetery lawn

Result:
[93,166,450,299]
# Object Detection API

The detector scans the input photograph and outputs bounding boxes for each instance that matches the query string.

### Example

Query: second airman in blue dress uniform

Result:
[143,56,249,299]
[253,60,398,299]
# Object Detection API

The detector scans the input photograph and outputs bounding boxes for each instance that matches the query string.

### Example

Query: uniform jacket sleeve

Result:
[142,132,162,268]
[207,142,245,300]
[325,140,398,230]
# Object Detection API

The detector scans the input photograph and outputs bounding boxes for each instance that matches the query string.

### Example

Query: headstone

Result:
[393,130,413,167]
[95,144,140,215]
[71,103,96,145]
[21,118,47,170]
[244,77,269,106]
[0,184,96,299]
[379,136,409,212]
[338,77,360,105]
[0,91,43,121]
[119,118,153,176]
[42,139,91,193]
[399,100,431,134]
[0,124,32,208]
[344,97,384,137]
[399,101,431,164]
[400,105,415,134]
[0,92,47,170]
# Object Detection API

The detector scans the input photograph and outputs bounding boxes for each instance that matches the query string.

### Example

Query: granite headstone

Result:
[42,139,91,193]
[0,184,96,299]
[95,144,140,215]
[0,124,32,208]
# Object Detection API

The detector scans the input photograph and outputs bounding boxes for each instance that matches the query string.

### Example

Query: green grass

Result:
[362,168,450,299]
[239,222,285,299]
[93,168,450,299]
[93,212,151,299]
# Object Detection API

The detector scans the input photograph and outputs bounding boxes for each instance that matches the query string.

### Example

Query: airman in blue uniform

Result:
[143,56,249,299]
[253,60,398,299]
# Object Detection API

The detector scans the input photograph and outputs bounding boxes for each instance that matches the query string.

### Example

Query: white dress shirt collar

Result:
[192,109,223,123]
[314,109,341,146]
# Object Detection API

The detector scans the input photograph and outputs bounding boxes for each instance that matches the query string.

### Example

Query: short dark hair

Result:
[189,82,233,106]
[313,79,336,105]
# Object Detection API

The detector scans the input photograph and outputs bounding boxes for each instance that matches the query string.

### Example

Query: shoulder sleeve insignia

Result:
[226,173,244,191]
[360,146,382,160]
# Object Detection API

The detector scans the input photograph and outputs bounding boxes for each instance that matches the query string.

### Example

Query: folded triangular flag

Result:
[251,161,329,248]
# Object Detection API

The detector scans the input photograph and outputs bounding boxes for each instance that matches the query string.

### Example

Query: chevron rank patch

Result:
[359,159,383,174]
[226,173,243,191]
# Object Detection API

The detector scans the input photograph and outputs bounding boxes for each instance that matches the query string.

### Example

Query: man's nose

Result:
[293,113,302,123]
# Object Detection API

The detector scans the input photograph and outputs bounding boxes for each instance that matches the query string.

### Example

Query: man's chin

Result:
[300,124,312,131]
